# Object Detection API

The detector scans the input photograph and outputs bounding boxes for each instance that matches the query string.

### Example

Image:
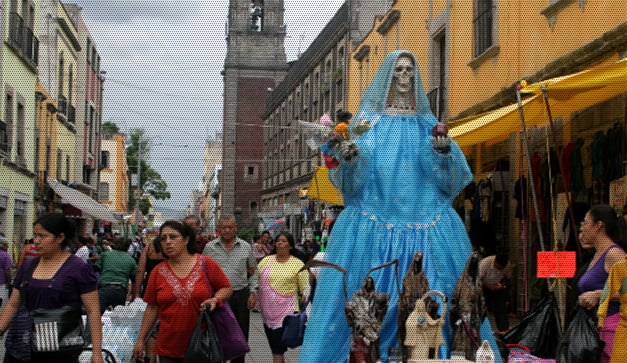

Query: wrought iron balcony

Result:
[8,12,39,66]
[67,104,76,124]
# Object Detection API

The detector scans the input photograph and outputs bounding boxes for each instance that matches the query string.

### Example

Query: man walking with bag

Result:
[203,215,258,363]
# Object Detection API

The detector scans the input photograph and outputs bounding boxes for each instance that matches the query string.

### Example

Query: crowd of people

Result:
[0,202,624,362]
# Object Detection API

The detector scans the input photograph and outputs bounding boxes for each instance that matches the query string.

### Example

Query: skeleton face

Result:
[392,56,414,94]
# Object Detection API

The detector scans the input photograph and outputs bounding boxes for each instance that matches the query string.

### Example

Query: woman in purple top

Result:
[577,204,627,363]
[0,213,103,363]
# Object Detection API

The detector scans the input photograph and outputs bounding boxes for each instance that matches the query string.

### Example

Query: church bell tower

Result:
[222,0,288,227]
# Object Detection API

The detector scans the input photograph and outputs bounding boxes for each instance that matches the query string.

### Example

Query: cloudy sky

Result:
[70,1,345,215]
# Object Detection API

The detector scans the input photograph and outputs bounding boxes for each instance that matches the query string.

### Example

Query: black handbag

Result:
[31,305,86,352]
[183,309,224,363]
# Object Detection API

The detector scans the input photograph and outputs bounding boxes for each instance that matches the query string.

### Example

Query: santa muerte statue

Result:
[298,51,502,362]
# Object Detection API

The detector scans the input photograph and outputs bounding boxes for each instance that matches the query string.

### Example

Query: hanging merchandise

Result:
[502,291,562,358]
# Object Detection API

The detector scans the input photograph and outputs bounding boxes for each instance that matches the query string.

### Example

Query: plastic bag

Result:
[556,307,603,363]
[183,310,224,363]
[502,291,562,358]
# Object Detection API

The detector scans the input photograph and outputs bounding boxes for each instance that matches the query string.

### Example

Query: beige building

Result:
[99,134,129,213]
[200,134,222,230]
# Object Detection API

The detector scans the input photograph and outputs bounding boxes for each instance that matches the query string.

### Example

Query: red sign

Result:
[537,251,576,278]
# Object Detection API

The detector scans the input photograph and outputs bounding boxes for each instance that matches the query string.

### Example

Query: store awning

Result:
[449,96,545,148]
[47,178,120,223]
[307,166,344,206]
[449,57,627,147]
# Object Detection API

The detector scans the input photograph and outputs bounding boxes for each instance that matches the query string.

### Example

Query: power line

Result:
[105,77,223,103]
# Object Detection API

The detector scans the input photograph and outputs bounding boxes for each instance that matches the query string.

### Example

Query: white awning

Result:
[47,178,120,223]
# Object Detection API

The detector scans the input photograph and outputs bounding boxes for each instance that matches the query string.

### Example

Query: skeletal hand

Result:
[339,140,359,162]
[431,136,451,153]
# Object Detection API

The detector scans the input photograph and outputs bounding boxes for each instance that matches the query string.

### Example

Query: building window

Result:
[66,155,70,182]
[250,1,264,31]
[428,31,447,121]
[245,165,258,180]
[99,182,109,201]
[101,150,110,168]
[4,94,13,156]
[16,102,25,163]
[474,0,493,57]
[86,39,91,64]
[88,106,94,153]
[58,54,64,97]
[56,149,62,180]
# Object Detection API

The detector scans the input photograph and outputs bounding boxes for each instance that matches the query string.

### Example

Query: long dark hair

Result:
[157,220,196,256]
[33,213,76,249]
[589,204,627,250]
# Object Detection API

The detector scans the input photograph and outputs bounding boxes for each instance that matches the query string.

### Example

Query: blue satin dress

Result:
[298,51,502,362]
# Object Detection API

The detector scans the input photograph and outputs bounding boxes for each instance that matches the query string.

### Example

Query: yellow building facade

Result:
[99,134,128,213]
[347,0,627,311]
[0,0,39,252]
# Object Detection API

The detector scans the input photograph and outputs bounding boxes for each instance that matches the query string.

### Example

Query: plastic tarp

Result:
[450,56,627,147]
[306,166,344,206]
[47,178,120,223]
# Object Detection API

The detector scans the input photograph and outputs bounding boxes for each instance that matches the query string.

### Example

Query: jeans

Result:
[98,284,127,314]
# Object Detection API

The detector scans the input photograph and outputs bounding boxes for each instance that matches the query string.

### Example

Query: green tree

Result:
[126,129,171,213]
[101,121,120,138]
[237,227,255,243]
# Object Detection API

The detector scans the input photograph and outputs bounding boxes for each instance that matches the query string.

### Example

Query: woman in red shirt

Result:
[132,220,232,363]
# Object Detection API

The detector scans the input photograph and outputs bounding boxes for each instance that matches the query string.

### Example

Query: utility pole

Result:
[134,139,142,237]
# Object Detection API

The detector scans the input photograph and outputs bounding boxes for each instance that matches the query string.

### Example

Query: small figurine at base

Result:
[404,298,445,362]
[345,277,390,363]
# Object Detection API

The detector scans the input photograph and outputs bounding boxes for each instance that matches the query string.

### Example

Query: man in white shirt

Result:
[75,237,90,263]
[479,253,512,332]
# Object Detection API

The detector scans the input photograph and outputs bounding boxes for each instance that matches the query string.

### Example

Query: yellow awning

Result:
[307,166,344,206]
[450,57,627,148]
[521,57,627,120]
[449,96,545,148]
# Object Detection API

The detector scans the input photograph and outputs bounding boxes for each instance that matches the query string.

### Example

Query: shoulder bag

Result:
[281,301,308,348]
[201,257,250,360]
[31,305,86,352]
